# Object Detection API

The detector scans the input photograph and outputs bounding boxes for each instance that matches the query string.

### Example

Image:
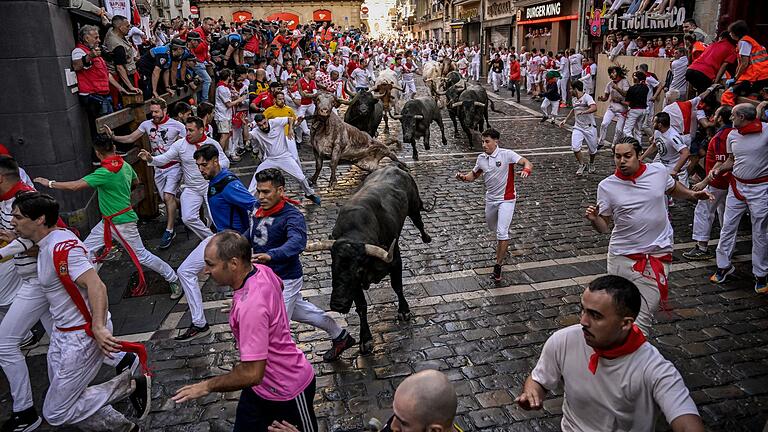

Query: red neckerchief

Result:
[100,155,124,173]
[0,181,34,201]
[589,324,646,374]
[614,162,647,184]
[153,115,170,125]
[216,80,228,88]
[187,134,208,148]
[738,119,763,135]
[254,196,301,218]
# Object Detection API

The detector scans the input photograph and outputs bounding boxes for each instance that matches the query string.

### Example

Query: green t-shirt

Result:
[82,162,138,224]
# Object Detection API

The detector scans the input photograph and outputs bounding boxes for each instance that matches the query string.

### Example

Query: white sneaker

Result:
[588,163,596,174]
[619,13,633,20]
[576,163,587,176]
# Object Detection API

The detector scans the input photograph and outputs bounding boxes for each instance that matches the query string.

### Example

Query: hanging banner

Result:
[233,11,253,23]
[266,12,300,29]
[104,0,131,19]
[314,9,332,22]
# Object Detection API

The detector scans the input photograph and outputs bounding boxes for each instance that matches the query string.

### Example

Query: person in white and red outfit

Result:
[515,275,705,432]
[586,137,713,335]
[710,103,768,292]
[296,66,318,143]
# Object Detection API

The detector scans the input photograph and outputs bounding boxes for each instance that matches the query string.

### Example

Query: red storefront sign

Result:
[232,11,252,23]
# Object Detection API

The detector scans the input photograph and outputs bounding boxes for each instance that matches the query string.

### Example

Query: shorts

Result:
[571,126,598,154]
[485,200,516,241]
[685,69,713,93]
[154,164,182,196]
[215,119,232,134]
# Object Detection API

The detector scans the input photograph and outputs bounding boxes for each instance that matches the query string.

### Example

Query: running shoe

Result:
[539,116,548,123]
[588,163,596,174]
[169,281,183,300]
[159,230,175,249]
[322,330,356,362]
[115,352,140,376]
[576,163,587,176]
[230,153,242,162]
[0,407,41,432]
[682,246,713,261]
[492,264,502,282]
[306,194,322,206]
[756,276,768,294]
[129,374,152,420]
[174,324,211,341]
[19,331,42,350]
[619,13,633,20]
[709,266,736,284]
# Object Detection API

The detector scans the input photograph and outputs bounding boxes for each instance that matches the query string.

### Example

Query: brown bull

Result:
[310,92,402,188]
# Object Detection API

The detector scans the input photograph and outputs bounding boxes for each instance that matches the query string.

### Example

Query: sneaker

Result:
[115,352,140,376]
[235,147,246,157]
[682,246,713,261]
[576,163,587,176]
[619,13,633,20]
[129,374,152,420]
[306,194,322,206]
[492,264,502,282]
[322,330,356,362]
[19,331,42,350]
[540,116,548,123]
[0,407,42,432]
[159,230,175,249]
[755,276,768,294]
[230,153,242,162]
[710,266,736,284]
[559,102,566,108]
[174,324,211,341]
[169,281,183,300]
[588,163,596,174]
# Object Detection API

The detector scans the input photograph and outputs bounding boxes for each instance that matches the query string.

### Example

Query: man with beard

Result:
[247,113,321,206]
[516,275,704,432]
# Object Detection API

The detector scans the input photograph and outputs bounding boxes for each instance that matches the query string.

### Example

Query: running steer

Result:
[450,85,497,148]
[311,92,401,188]
[344,86,384,138]
[305,164,433,355]
[390,97,447,160]
[371,69,402,133]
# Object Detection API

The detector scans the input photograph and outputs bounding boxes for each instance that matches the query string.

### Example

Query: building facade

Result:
[195,0,365,29]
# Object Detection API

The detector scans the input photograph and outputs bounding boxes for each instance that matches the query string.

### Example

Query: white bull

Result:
[372,68,403,133]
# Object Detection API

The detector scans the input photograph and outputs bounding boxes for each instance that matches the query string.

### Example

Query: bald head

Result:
[392,370,457,431]
[732,103,757,128]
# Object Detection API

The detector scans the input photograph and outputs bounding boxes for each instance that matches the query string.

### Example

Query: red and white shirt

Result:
[138,117,186,157]
[298,78,317,106]
[727,122,768,181]
[597,163,675,255]
[473,147,522,203]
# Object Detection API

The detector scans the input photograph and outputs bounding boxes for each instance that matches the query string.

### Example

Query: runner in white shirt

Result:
[586,137,713,334]
[516,275,704,432]
[669,47,689,96]
[456,128,533,282]
[105,97,185,248]
[214,69,246,154]
[470,47,481,82]
[456,56,469,78]
[597,66,630,147]
[711,104,768,292]
[559,81,598,175]
[401,59,418,100]
[247,114,321,205]
[138,116,230,240]
[641,112,690,187]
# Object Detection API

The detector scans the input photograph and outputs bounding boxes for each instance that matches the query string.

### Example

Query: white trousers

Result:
[692,186,728,242]
[716,182,768,276]
[607,253,671,336]
[83,221,178,283]
[296,104,315,137]
[599,109,627,145]
[502,64,510,86]
[180,186,214,240]
[283,278,342,339]
[0,259,22,306]
[541,99,559,117]
[571,126,598,154]
[470,63,480,81]
[490,71,502,91]
[230,125,245,157]
[177,236,210,328]
[526,71,535,93]
[154,165,181,196]
[558,78,568,102]
[44,325,134,431]
[622,108,646,142]
[485,200,516,241]
[403,80,417,100]
[250,155,315,197]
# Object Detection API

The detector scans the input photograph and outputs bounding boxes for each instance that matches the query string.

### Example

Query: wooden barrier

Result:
[95,89,194,219]
[594,54,671,118]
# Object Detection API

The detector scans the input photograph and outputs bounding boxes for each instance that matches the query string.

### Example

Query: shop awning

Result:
[232,11,252,23]
[266,12,300,29]
[517,14,577,25]
[313,9,332,21]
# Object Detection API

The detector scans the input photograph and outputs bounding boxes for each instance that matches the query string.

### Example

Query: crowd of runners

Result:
[0,10,766,432]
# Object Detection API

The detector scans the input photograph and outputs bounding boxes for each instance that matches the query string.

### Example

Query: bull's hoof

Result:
[422,234,432,243]
[398,311,412,322]
[359,340,374,356]
[442,138,448,146]
[412,153,419,161]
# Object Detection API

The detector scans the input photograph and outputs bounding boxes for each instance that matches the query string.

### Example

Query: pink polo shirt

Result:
[230,264,314,401]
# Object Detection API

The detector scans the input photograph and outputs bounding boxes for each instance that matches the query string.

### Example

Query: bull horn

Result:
[305,239,336,252]
[388,109,403,119]
[474,101,486,107]
[371,91,384,98]
[451,101,462,108]
[413,114,424,120]
[393,86,404,92]
[364,239,397,263]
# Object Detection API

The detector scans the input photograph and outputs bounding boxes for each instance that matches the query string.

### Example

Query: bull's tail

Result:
[421,195,437,212]
[489,99,504,114]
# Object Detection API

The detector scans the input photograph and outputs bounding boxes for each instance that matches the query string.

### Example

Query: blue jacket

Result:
[207,169,257,234]
[248,203,305,281]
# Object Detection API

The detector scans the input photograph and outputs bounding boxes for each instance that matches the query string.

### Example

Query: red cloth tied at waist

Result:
[730,174,768,202]
[53,239,151,375]
[92,206,146,297]
[624,253,673,311]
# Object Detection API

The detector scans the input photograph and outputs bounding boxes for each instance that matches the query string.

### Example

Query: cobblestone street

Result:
[2,82,766,432]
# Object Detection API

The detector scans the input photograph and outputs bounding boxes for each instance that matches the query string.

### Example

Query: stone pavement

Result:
[2,78,767,431]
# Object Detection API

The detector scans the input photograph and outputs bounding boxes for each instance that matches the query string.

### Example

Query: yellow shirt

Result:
[263,105,296,135]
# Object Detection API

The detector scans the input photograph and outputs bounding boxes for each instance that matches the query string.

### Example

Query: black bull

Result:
[447,85,501,148]
[305,165,433,355]
[390,97,447,160]
[344,89,384,138]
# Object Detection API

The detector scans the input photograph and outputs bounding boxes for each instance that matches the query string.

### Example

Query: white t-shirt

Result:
[572,94,596,130]
[340,46,351,58]
[605,79,630,113]
[669,57,689,94]
[351,68,370,88]
[127,27,145,46]
[532,324,700,432]
[727,123,768,180]
[653,128,688,169]
[401,62,417,82]
[148,136,229,192]
[215,85,233,122]
[37,229,94,328]
[472,147,523,203]
[328,63,344,78]
[249,118,291,159]
[265,65,277,83]
[559,57,570,78]
[597,162,675,255]
[569,53,584,76]
[138,117,186,156]
[645,74,659,106]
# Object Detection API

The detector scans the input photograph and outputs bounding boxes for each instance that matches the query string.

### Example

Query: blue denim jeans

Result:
[189,62,212,102]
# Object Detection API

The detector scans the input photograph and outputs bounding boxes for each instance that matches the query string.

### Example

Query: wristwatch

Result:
[48,180,56,189]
